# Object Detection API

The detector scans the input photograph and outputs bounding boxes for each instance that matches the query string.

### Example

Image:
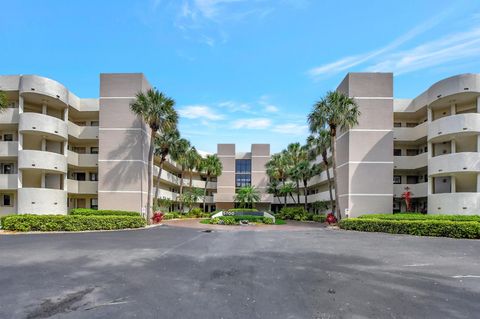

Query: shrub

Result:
[262,217,274,224]
[357,214,480,222]
[312,214,326,223]
[211,216,237,225]
[339,218,480,239]
[163,212,181,220]
[228,208,258,212]
[2,215,146,232]
[69,208,140,217]
[277,207,309,221]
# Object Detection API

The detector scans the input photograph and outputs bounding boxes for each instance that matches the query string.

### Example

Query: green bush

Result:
[339,218,480,239]
[69,208,140,217]
[2,215,146,232]
[203,215,278,225]
[227,208,259,212]
[163,212,181,220]
[358,214,480,222]
[211,216,237,225]
[312,214,326,223]
[262,217,274,224]
[277,207,308,220]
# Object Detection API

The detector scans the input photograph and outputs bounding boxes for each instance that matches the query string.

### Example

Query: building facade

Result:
[0,72,479,217]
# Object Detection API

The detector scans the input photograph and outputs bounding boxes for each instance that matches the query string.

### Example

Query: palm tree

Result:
[285,143,308,204]
[181,187,204,212]
[174,139,192,212]
[185,147,201,189]
[279,182,296,205]
[307,129,334,213]
[153,128,180,205]
[292,160,319,211]
[308,91,360,220]
[265,153,289,207]
[130,89,178,222]
[200,154,222,212]
[235,186,260,209]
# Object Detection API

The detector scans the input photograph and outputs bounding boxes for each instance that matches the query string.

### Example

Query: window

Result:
[2,164,13,174]
[73,147,86,154]
[406,123,417,128]
[394,122,402,127]
[235,174,251,188]
[90,198,98,210]
[90,173,98,181]
[90,147,99,154]
[235,160,251,173]
[393,149,402,156]
[3,134,13,141]
[393,176,402,184]
[75,172,86,181]
[406,176,419,184]
[406,149,418,156]
[90,121,99,126]
[2,194,12,207]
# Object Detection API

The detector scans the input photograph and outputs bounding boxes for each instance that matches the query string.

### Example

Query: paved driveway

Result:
[0,225,479,319]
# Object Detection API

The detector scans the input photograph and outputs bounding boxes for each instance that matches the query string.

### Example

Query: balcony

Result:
[307,168,333,187]
[393,183,427,198]
[428,152,480,176]
[68,122,99,140]
[0,141,18,157]
[428,113,480,142]
[67,180,98,194]
[393,122,427,142]
[0,108,19,124]
[0,174,18,189]
[393,153,427,170]
[19,112,68,140]
[19,75,69,106]
[18,150,67,173]
[429,193,480,215]
[17,188,67,215]
[67,151,98,167]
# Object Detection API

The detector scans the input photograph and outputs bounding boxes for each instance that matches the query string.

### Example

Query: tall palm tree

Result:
[235,186,260,209]
[153,128,180,205]
[200,154,223,212]
[279,182,296,204]
[185,147,201,189]
[307,129,334,213]
[266,153,289,207]
[286,143,308,204]
[292,160,319,211]
[130,89,178,222]
[174,139,192,211]
[308,91,360,220]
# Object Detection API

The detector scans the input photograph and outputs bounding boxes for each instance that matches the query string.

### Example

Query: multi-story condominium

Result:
[0,72,479,217]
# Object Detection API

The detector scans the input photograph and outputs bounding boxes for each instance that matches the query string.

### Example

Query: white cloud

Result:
[178,105,224,120]
[366,27,480,75]
[307,9,452,78]
[258,95,279,113]
[232,118,271,129]
[272,123,308,135]
[218,100,251,112]
[264,104,279,112]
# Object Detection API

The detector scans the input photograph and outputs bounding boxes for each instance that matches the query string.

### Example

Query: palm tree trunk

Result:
[289,193,296,204]
[323,152,335,213]
[282,180,287,208]
[153,158,166,207]
[189,171,193,189]
[331,131,341,220]
[179,169,185,212]
[303,179,308,211]
[203,175,208,212]
[146,131,155,224]
[296,180,300,205]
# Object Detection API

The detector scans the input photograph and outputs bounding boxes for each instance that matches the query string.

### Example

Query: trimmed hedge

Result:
[69,208,140,217]
[358,214,480,222]
[276,207,326,222]
[227,208,259,212]
[2,215,146,232]
[339,218,480,239]
[201,215,281,225]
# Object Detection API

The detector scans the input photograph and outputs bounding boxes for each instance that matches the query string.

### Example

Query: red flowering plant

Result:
[326,212,337,224]
[151,211,164,224]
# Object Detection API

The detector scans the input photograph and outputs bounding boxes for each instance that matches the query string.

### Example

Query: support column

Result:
[428,177,433,195]
[477,173,480,193]
[427,106,432,122]
[451,139,456,154]
[41,173,45,188]
[41,138,46,152]
[451,176,456,193]
[42,102,47,114]
[18,96,24,189]
[477,97,480,113]
[450,103,456,116]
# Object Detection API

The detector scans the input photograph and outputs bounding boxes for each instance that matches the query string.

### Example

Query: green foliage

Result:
[339,218,480,239]
[262,217,274,224]
[202,215,279,225]
[69,209,140,217]
[163,212,181,220]
[228,208,259,212]
[235,186,260,208]
[211,216,237,225]
[312,214,326,223]
[186,208,210,218]
[358,214,480,222]
[277,207,309,221]
[275,219,286,225]
[2,215,146,232]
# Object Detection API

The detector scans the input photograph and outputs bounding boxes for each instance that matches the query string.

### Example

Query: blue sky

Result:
[2,0,480,153]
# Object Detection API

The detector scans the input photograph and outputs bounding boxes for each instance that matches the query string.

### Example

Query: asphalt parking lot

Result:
[0,223,479,319]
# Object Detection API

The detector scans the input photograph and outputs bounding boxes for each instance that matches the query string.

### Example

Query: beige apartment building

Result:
[0,72,479,217]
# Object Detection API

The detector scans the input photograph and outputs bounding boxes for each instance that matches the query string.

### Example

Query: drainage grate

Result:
[201,230,213,233]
